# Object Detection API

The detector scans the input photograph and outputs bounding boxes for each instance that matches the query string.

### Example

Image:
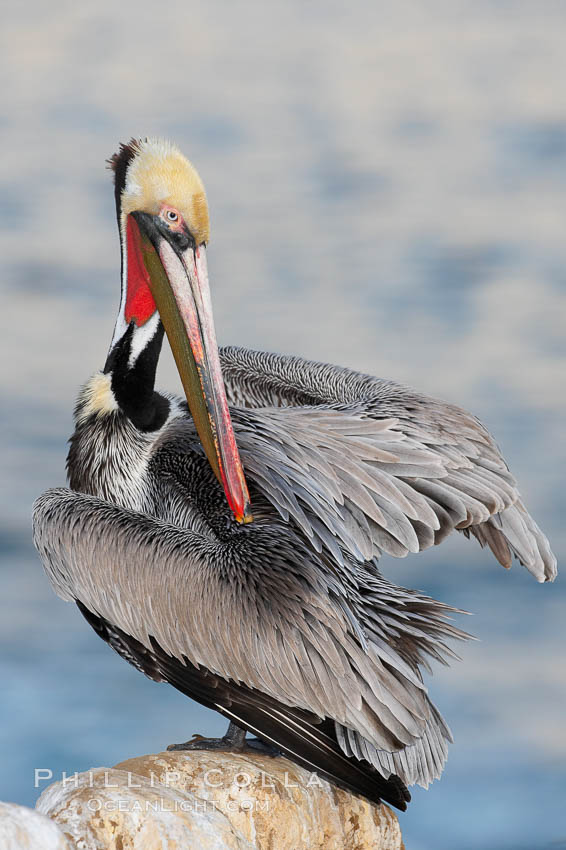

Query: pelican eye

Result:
[166,210,179,222]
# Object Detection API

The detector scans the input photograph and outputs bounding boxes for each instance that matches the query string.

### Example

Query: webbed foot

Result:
[167,721,247,752]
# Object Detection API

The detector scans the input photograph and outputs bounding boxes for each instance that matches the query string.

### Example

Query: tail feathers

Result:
[466,500,556,582]
[336,702,451,789]
[223,703,411,811]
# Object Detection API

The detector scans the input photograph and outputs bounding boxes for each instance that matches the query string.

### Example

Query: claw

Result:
[167,732,210,751]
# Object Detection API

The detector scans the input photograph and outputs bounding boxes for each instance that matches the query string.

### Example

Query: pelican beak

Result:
[129,211,252,524]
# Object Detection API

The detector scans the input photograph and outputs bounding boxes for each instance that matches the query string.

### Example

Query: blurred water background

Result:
[1,2,566,848]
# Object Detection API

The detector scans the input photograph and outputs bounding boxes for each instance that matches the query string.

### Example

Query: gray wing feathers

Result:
[33,487,463,788]
[34,346,556,797]
[336,701,452,788]
[235,408,446,563]
[221,347,556,582]
[467,500,556,581]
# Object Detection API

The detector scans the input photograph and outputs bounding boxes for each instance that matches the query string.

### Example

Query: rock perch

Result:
[27,750,403,849]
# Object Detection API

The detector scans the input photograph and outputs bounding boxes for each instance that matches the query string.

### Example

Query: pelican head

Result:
[107,137,251,524]
[116,138,210,245]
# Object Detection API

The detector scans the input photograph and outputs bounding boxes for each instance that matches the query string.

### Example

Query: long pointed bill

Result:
[130,214,252,524]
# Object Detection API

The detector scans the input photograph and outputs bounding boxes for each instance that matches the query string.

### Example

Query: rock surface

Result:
[0,801,71,849]
[30,750,403,849]
[116,751,404,850]
[36,766,253,850]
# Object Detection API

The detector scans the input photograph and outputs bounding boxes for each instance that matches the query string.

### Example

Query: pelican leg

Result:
[167,720,247,752]
[167,721,282,756]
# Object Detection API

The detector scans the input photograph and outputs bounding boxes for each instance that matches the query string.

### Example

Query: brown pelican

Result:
[33,138,556,811]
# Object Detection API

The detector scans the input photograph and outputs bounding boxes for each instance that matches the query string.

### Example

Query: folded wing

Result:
[33,487,465,797]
